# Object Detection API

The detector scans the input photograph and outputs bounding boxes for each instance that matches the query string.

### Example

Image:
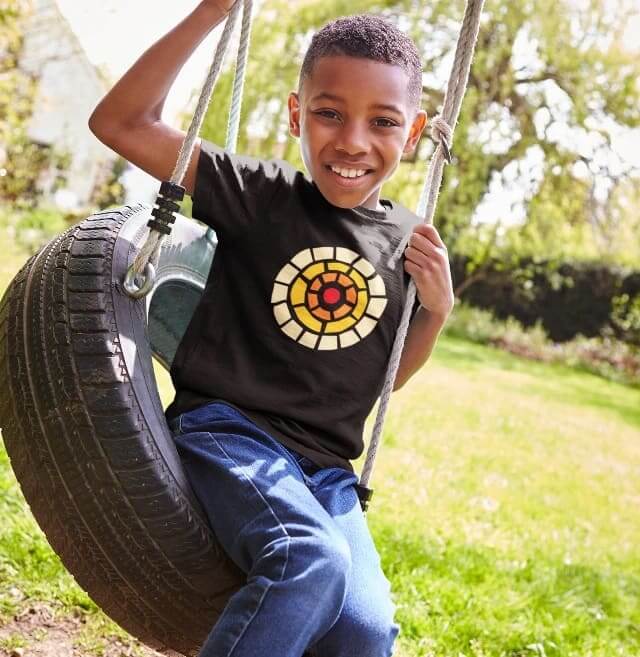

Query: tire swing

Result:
[0,0,484,654]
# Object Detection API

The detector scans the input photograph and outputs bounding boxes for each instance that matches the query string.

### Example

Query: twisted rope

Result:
[129,0,252,281]
[359,0,485,490]
[226,0,254,152]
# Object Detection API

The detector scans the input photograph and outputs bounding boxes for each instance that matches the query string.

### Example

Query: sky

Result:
[56,0,640,220]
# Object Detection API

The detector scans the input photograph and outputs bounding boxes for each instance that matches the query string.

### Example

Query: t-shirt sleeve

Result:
[190,138,295,242]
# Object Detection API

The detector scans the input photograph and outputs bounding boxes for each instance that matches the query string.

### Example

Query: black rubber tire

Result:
[0,206,244,656]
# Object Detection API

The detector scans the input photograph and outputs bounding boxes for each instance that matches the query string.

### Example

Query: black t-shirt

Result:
[165,139,422,471]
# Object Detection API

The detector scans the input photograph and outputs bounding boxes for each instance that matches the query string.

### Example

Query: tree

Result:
[189,0,640,276]
[0,0,69,208]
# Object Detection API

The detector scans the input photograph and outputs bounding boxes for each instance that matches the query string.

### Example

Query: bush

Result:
[451,255,640,346]
[13,205,68,254]
[610,292,640,345]
[444,300,640,386]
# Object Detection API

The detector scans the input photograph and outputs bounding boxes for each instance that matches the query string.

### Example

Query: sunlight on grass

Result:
[359,336,640,656]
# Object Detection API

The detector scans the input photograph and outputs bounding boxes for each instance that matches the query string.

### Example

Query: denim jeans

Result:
[169,401,399,657]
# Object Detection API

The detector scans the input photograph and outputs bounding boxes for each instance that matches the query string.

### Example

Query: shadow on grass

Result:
[373,524,640,657]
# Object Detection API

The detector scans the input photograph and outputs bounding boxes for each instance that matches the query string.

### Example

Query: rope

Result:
[226,0,254,152]
[129,0,252,281]
[359,0,485,490]
[202,0,256,244]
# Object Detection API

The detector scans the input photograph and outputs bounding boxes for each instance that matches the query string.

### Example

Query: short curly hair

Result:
[299,14,423,112]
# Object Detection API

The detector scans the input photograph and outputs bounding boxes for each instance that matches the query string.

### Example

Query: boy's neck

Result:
[311,179,388,213]
[355,199,387,213]
[357,189,386,213]
[366,197,387,213]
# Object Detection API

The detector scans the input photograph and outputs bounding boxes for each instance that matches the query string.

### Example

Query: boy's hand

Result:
[203,0,240,13]
[403,224,455,320]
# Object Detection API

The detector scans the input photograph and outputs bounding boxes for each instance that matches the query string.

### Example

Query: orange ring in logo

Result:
[271,247,387,350]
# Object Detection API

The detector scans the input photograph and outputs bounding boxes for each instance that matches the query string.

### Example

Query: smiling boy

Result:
[89,2,453,656]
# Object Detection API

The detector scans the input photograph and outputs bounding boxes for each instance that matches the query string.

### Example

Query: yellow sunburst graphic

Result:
[271,246,387,350]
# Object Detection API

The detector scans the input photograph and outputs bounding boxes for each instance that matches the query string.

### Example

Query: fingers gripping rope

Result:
[124,0,253,298]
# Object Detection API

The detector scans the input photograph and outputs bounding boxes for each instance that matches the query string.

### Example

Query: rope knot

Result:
[430,115,453,163]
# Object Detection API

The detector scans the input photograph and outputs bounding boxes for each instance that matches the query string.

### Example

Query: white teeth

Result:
[331,166,367,178]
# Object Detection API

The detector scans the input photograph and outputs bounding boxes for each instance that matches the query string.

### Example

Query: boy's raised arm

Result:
[88,1,238,197]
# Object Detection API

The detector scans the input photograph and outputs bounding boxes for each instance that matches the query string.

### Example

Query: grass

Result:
[361,338,640,656]
[1,247,639,656]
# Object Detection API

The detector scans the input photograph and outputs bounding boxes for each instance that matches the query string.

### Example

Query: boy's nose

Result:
[334,124,369,156]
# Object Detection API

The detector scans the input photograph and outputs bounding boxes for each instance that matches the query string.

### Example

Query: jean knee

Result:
[321,594,399,657]
[316,531,351,591]
[294,530,351,622]
[353,606,399,657]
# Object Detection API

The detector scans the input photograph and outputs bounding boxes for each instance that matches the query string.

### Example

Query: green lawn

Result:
[1,249,639,656]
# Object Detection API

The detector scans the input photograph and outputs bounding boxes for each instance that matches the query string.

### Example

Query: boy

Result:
[89,2,454,656]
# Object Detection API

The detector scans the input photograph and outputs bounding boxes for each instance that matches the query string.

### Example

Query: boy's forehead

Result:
[301,55,412,112]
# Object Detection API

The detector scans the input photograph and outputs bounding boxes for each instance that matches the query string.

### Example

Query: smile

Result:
[326,165,372,187]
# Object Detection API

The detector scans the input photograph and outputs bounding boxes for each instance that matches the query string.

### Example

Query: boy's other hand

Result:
[404,224,455,320]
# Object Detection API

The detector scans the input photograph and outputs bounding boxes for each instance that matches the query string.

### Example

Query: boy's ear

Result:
[403,110,428,155]
[288,92,301,138]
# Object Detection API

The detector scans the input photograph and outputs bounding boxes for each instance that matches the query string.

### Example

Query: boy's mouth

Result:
[325,164,373,187]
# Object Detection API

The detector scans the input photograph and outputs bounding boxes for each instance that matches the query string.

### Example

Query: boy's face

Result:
[288,55,427,211]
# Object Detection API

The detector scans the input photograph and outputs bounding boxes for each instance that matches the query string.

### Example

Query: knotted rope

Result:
[126,0,254,292]
[358,0,485,494]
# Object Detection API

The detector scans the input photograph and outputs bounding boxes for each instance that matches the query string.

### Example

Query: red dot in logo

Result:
[322,287,341,305]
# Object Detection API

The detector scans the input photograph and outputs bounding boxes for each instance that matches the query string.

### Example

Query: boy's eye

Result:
[315,109,340,120]
[312,111,398,128]
[374,118,398,128]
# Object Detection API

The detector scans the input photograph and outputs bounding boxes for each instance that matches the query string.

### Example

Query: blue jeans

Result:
[169,401,399,657]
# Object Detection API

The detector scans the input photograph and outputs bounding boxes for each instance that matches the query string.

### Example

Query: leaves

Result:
[0,0,71,209]
[191,0,640,270]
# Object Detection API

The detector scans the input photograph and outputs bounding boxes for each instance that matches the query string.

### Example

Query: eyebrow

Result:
[310,92,404,115]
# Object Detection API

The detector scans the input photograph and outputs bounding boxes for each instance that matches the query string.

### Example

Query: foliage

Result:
[90,156,127,210]
[0,141,71,207]
[444,298,640,386]
[0,201,71,255]
[450,252,640,344]
[0,0,71,209]
[13,204,68,253]
[190,0,640,271]
[610,292,640,344]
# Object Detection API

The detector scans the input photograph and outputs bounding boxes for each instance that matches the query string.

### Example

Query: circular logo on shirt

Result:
[271,247,387,350]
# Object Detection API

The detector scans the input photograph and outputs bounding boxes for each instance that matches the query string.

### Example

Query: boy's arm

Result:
[392,223,454,390]
[88,1,238,197]
[392,307,448,391]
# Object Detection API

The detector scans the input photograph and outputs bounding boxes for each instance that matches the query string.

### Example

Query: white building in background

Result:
[18,0,117,210]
